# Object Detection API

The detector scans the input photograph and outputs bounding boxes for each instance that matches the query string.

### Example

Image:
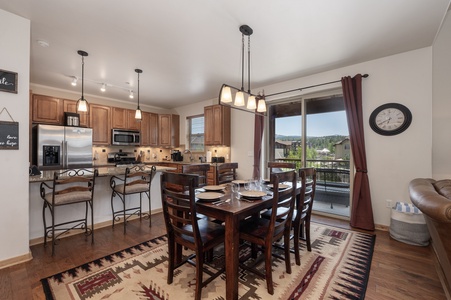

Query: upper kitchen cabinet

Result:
[90,104,111,145]
[159,114,179,147]
[141,112,159,146]
[32,94,62,124]
[111,107,140,131]
[63,99,89,127]
[204,104,231,146]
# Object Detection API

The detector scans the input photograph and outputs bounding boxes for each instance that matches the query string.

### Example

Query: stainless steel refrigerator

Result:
[34,124,93,169]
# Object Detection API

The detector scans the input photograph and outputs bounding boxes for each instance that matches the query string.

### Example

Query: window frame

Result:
[186,114,205,153]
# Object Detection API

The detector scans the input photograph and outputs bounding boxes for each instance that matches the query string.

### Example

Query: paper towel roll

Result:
[206,151,212,163]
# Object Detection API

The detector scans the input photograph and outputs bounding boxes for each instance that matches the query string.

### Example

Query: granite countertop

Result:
[29,165,175,183]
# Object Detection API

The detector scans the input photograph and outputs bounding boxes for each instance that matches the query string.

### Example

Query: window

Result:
[268,92,351,218]
[187,115,204,152]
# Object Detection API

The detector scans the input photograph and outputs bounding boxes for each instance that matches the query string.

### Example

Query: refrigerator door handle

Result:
[63,140,68,168]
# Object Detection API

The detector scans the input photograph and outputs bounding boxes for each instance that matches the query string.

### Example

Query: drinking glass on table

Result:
[244,180,251,191]
[231,182,240,195]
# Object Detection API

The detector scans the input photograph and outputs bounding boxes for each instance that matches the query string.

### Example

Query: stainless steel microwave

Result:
[111,129,140,146]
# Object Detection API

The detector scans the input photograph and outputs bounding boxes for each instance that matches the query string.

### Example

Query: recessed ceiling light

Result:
[37,40,50,48]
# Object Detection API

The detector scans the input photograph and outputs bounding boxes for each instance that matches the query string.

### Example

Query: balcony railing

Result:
[274,158,350,211]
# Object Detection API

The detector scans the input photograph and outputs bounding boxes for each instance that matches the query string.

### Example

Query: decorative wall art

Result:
[0,108,19,150]
[0,69,18,93]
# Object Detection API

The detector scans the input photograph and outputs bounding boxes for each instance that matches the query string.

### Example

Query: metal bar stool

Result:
[110,165,156,233]
[40,168,98,256]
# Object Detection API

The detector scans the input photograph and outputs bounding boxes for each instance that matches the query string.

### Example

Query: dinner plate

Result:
[196,192,224,202]
[267,183,290,190]
[203,185,225,191]
[232,180,248,185]
[239,190,266,199]
[262,178,271,183]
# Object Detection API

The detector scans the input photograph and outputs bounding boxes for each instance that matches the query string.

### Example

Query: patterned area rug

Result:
[41,223,375,300]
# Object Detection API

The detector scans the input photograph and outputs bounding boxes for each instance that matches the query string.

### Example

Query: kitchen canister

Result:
[206,151,212,163]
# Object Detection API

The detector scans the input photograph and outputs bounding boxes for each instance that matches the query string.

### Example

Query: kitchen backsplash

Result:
[92,145,231,164]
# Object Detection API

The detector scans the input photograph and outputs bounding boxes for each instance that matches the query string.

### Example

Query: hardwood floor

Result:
[0,213,446,300]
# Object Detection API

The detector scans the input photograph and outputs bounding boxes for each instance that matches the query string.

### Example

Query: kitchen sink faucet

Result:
[184,149,193,162]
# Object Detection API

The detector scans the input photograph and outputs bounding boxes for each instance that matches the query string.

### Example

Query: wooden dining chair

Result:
[216,162,238,184]
[292,167,317,265]
[110,165,156,234]
[40,168,98,256]
[181,164,210,187]
[268,161,296,174]
[160,172,225,300]
[239,170,297,295]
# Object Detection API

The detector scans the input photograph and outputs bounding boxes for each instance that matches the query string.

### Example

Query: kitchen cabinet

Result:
[63,99,89,127]
[207,165,216,185]
[159,114,179,147]
[90,104,111,145]
[141,112,159,146]
[111,107,140,130]
[204,105,231,146]
[32,94,62,124]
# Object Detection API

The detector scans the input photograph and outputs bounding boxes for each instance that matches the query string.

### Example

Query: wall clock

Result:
[369,103,412,136]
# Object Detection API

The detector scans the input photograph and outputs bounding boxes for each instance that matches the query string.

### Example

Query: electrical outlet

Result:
[386,199,392,208]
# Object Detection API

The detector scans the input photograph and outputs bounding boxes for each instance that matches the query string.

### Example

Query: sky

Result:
[276,111,349,137]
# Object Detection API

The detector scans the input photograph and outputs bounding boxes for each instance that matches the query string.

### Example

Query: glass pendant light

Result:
[220,85,232,103]
[247,95,256,109]
[135,69,142,120]
[76,50,89,113]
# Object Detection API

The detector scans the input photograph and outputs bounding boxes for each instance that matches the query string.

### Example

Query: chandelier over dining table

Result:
[218,25,267,116]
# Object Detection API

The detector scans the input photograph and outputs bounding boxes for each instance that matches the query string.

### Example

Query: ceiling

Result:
[1,0,450,110]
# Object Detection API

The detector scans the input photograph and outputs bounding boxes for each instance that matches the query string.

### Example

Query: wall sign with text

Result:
[0,121,19,149]
[0,69,18,93]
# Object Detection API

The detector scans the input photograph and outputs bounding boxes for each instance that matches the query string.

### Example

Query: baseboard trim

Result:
[29,208,163,247]
[0,251,33,270]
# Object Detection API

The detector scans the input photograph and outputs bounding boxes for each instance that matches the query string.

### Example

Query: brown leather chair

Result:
[181,164,210,187]
[216,162,238,184]
[292,167,317,265]
[239,170,297,295]
[161,172,225,300]
[110,165,156,233]
[40,168,98,256]
[268,161,296,174]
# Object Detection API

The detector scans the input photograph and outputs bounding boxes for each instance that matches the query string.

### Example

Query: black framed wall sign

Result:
[0,69,18,94]
[0,121,19,149]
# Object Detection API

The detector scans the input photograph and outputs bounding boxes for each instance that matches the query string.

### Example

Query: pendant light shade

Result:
[220,85,232,103]
[76,50,89,113]
[135,69,142,120]
[257,98,267,112]
[247,95,256,109]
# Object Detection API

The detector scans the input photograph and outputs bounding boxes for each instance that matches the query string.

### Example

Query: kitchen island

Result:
[28,165,175,243]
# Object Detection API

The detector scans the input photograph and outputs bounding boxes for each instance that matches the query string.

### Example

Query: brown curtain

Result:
[253,114,264,179]
[341,74,375,231]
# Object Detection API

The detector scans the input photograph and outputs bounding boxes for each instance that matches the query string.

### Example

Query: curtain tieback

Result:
[356,169,368,173]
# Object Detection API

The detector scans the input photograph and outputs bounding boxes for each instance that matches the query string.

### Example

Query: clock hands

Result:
[377,117,391,126]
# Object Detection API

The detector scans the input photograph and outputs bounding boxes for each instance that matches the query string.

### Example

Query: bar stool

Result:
[110,165,156,233]
[40,168,98,256]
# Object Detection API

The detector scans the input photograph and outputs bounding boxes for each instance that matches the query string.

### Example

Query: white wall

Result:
[432,11,451,179]
[231,48,433,227]
[0,10,30,261]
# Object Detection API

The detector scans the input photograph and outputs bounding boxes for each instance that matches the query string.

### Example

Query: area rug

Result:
[41,223,375,300]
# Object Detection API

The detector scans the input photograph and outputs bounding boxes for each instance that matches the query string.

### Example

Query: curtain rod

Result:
[264,73,369,98]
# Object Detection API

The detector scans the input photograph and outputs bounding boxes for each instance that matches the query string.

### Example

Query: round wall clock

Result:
[369,103,412,136]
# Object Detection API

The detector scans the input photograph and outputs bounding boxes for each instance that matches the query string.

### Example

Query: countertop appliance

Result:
[107,152,138,166]
[171,150,183,162]
[112,129,140,146]
[33,124,93,170]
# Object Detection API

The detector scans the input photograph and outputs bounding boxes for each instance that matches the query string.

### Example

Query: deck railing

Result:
[274,158,351,209]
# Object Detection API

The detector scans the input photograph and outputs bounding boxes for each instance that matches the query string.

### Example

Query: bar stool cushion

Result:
[44,191,92,205]
[113,183,149,195]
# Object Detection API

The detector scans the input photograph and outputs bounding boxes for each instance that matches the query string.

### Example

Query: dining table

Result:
[195,182,277,300]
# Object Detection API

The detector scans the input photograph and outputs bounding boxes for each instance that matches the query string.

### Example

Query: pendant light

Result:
[76,50,89,113]
[218,25,267,116]
[134,69,142,120]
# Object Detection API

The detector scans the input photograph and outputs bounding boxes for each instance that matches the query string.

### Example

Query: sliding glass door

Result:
[268,91,351,218]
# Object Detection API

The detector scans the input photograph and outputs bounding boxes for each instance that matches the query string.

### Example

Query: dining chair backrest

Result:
[181,164,210,187]
[160,172,201,247]
[268,161,296,174]
[268,170,297,238]
[216,162,238,184]
[297,167,317,221]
